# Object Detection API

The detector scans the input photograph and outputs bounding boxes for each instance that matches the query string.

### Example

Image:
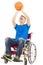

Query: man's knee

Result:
[19,39,24,43]
[19,39,25,47]
[5,37,11,45]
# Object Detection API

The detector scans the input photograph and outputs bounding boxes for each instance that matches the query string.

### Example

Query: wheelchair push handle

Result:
[28,32,33,39]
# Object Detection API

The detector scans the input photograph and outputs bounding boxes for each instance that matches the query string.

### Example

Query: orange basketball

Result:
[15,2,23,11]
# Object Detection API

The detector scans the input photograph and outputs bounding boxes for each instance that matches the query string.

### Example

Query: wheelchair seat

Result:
[11,33,32,54]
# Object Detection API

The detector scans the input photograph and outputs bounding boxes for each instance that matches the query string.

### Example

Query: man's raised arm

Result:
[12,12,18,27]
[22,10,30,26]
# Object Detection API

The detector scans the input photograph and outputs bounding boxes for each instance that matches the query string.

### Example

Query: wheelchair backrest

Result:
[28,33,32,39]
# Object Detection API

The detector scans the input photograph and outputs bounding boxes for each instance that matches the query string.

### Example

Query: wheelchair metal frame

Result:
[11,33,37,65]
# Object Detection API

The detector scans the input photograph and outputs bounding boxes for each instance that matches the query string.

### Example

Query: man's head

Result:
[19,15,26,25]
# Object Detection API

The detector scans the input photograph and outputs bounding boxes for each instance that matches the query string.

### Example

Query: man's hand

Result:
[12,11,18,27]
[22,10,30,26]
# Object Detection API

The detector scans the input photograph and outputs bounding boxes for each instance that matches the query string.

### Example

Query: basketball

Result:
[15,1,23,11]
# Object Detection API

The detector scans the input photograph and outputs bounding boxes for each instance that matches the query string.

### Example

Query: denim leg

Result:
[16,39,25,57]
[5,37,18,55]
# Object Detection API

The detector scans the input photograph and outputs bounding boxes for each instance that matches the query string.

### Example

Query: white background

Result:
[0,0,43,65]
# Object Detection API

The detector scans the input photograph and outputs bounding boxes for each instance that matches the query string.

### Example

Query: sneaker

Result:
[2,54,12,61]
[13,56,20,62]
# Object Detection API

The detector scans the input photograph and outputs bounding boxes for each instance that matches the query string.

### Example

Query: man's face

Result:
[19,15,26,25]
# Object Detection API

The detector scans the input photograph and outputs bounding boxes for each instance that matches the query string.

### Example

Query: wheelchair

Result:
[11,33,37,65]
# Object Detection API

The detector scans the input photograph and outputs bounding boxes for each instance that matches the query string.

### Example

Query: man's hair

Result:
[20,15,26,19]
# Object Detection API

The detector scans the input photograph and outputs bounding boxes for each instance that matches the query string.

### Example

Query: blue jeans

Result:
[5,37,25,57]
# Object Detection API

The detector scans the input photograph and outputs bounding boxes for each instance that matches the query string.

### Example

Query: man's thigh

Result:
[8,38,18,46]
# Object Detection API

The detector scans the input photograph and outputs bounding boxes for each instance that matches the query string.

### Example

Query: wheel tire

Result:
[4,59,8,64]
[24,58,27,65]
[28,42,37,64]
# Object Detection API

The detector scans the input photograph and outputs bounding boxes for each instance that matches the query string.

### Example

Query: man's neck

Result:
[20,23,24,26]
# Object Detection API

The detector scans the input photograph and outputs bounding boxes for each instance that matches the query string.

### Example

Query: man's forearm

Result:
[12,12,18,22]
[22,10,30,26]
[22,10,29,18]
[12,12,18,27]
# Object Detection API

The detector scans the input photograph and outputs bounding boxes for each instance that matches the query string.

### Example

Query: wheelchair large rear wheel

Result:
[27,42,37,64]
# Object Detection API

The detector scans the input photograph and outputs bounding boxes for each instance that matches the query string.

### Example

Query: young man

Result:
[3,10,30,61]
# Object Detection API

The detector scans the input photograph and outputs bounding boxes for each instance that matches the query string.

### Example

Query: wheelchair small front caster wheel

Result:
[4,59,8,64]
[24,58,27,65]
